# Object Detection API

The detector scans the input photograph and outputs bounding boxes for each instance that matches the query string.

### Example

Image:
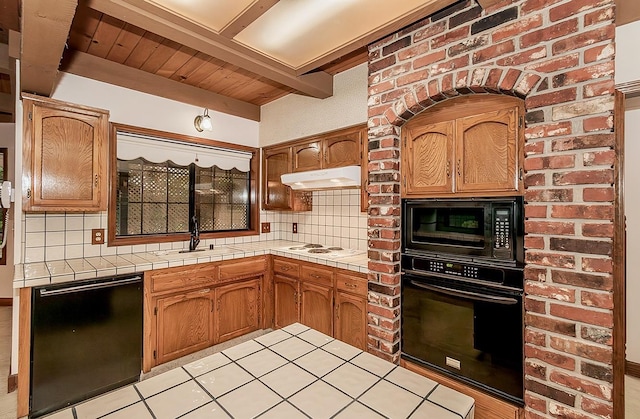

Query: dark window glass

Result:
[116,159,250,237]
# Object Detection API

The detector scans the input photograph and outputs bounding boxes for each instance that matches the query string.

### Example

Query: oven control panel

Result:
[426,260,479,279]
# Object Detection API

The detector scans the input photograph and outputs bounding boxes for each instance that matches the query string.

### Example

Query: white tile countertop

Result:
[44,323,475,419]
[14,240,369,288]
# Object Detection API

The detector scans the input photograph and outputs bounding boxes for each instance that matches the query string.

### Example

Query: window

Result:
[109,124,259,245]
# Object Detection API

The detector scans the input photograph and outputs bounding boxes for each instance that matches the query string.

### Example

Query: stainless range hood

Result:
[281,166,361,190]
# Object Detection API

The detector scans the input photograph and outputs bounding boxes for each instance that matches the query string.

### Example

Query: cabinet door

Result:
[262,147,293,210]
[214,279,261,343]
[324,132,361,169]
[274,276,299,329]
[403,120,454,196]
[156,288,214,365]
[24,96,108,211]
[456,107,518,193]
[335,291,367,350]
[292,141,322,172]
[300,282,333,336]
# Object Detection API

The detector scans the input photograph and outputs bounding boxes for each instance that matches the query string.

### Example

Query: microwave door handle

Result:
[409,280,519,305]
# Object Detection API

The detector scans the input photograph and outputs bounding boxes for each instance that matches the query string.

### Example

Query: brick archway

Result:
[375,66,543,128]
[365,1,617,417]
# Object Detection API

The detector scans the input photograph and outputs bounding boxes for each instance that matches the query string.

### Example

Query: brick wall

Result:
[366,0,616,417]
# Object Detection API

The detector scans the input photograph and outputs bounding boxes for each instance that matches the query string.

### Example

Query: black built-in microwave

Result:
[402,197,524,266]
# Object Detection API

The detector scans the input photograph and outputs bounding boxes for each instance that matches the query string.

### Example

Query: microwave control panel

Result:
[492,207,514,260]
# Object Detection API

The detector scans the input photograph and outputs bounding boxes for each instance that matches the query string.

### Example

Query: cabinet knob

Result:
[95,174,98,187]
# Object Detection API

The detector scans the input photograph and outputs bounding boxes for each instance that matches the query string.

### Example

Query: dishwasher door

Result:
[30,275,143,418]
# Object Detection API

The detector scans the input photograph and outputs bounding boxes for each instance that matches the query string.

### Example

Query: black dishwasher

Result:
[30,275,143,418]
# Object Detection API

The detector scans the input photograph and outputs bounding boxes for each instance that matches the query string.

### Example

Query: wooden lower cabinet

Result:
[274,275,299,329]
[144,256,266,372]
[155,288,214,365]
[401,359,524,419]
[334,291,367,350]
[214,278,261,342]
[300,282,333,336]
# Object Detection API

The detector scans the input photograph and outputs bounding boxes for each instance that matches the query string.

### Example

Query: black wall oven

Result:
[402,197,524,266]
[401,197,524,404]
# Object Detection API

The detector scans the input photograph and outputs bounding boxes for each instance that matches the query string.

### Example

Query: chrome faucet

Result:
[189,215,200,251]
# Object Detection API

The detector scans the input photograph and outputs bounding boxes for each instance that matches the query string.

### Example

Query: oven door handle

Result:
[409,280,519,305]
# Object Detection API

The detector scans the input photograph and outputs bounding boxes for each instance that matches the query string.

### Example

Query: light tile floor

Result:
[42,323,475,419]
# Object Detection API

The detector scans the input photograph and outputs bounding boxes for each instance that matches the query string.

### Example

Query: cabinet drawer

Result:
[149,265,217,294]
[301,264,333,286]
[336,273,367,296]
[219,257,266,282]
[273,259,299,277]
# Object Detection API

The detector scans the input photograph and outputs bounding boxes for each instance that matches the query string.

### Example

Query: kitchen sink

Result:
[152,246,240,257]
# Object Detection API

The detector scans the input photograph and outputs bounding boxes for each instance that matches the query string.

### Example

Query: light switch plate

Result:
[91,228,105,245]
[261,222,271,233]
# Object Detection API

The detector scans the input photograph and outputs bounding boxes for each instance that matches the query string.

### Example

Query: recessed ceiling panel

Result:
[147,0,255,32]
[233,0,433,69]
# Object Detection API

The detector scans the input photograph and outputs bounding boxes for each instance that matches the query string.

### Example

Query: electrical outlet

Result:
[261,222,271,233]
[91,228,105,245]
[292,223,298,233]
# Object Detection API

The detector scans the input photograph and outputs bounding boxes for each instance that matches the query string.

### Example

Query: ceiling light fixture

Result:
[194,108,213,132]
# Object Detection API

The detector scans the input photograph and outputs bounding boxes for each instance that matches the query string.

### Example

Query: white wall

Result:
[53,73,259,147]
[617,21,640,364]
[259,63,368,146]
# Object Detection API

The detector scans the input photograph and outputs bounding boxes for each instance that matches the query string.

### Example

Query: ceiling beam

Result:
[294,0,458,75]
[21,0,78,96]
[617,0,640,26]
[61,50,261,121]
[220,0,279,38]
[84,0,333,99]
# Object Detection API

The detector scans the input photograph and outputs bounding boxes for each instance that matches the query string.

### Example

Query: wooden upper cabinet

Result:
[263,147,292,210]
[292,126,363,172]
[22,94,109,211]
[292,141,322,172]
[324,132,361,168]
[404,120,454,195]
[262,147,312,211]
[402,95,523,198]
[457,107,518,193]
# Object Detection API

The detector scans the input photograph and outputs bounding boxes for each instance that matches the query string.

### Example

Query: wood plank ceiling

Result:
[66,5,298,107]
[1,0,640,123]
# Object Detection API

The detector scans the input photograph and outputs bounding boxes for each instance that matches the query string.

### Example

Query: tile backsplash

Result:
[21,189,367,263]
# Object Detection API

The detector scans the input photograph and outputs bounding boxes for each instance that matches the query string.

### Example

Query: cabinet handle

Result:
[200,288,210,293]
[293,291,298,303]
[310,274,322,279]
[95,174,98,187]
[519,167,524,181]
[446,161,450,178]
[457,160,461,177]
[344,282,357,288]
[281,265,291,271]
[26,188,31,199]
[403,176,406,187]
[335,305,339,319]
